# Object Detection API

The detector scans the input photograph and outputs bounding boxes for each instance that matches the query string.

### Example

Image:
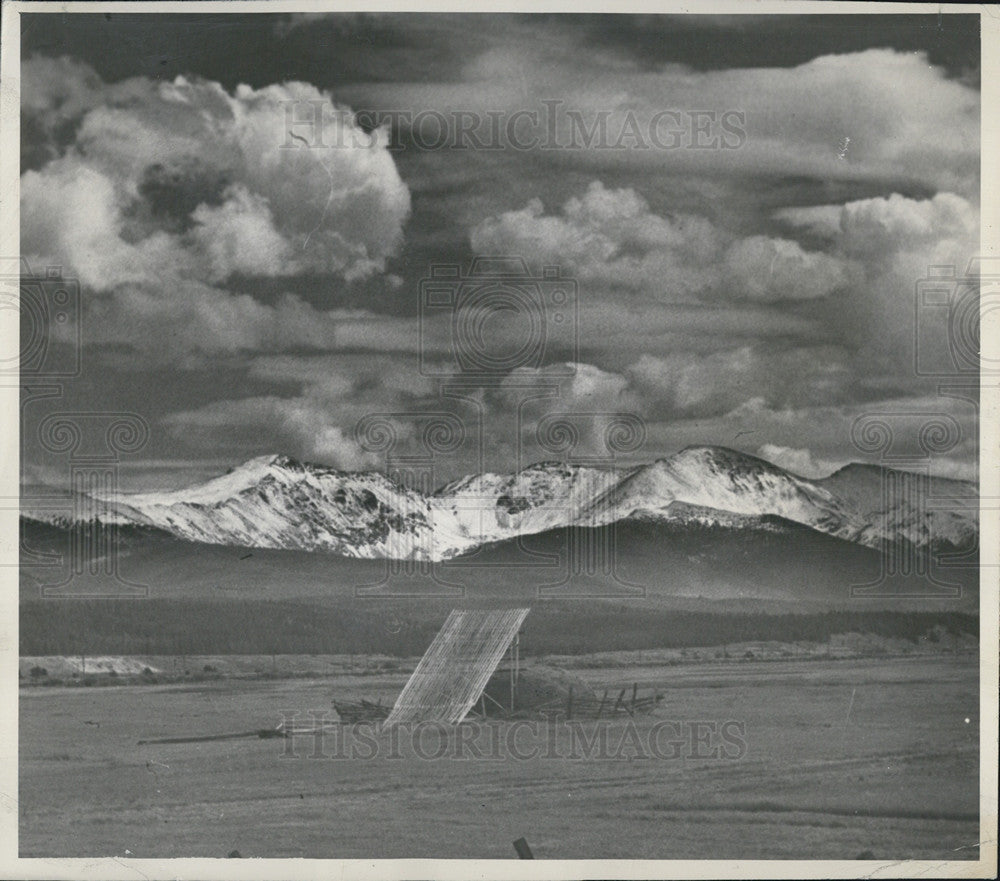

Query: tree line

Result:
[20,599,978,657]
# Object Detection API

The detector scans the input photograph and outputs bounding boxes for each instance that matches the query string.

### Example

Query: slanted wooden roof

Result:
[384,608,529,725]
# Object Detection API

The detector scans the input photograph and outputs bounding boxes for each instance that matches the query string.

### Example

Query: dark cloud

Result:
[126,157,232,237]
[24,13,979,89]
[572,13,980,84]
[21,12,483,91]
[19,13,981,488]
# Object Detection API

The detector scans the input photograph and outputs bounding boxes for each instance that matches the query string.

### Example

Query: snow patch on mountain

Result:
[22,447,978,560]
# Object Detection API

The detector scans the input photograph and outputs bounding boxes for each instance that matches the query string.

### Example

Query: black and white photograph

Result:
[1,2,997,878]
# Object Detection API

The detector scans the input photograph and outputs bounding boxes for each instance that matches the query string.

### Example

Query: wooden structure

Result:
[332,698,389,724]
[480,664,592,718]
[384,608,529,726]
[559,684,662,720]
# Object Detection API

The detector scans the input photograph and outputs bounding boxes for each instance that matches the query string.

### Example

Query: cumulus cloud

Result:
[471,180,849,304]
[771,204,843,240]
[188,186,293,282]
[792,191,980,384]
[20,57,412,358]
[345,47,979,197]
[164,395,382,471]
[500,362,638,411]
[460,182,979,462]
[492,362,646,464]
[20,55,109,168]
[758,441,974,483]
[471,181,722,301]
[836,192,977,260]
[756,444,844,479]
[627,346,854,418]
[631,393,978,482]
[163,354,455,470]
[777,192,977,260]
[22,67,411,282]
[247,353,438,398]
[21,55,105,121]
[722,235,846,302]
[20,40,982,485]
[478,184,977,409]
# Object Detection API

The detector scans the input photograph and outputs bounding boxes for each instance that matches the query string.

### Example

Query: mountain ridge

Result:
[21,445,979,561]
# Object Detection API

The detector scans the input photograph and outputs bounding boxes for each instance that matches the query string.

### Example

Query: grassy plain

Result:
[19,653,979,860]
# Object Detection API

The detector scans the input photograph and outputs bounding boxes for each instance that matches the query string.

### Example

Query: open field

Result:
[19,627,979,685]
[20,653,979,860]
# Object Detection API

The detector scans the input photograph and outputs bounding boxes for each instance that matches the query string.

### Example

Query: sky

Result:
[19,12,982,491]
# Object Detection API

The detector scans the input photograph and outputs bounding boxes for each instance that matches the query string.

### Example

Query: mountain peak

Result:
[32,446,976,562]
[662,445,789,480]
[116,453,314,507]
[519,460,591,475]
[242,453,305,471]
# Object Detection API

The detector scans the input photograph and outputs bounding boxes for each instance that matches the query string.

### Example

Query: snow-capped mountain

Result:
[22,447,978,560]
[817,463,978,552]
[32,455,441,560]
[583,447,865,539]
